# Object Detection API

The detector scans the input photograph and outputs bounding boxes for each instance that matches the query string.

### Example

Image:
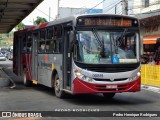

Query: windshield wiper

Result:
[92,28,106,57]
[118,28,128,46]
[113,28,128,54]
[92,28,103,48]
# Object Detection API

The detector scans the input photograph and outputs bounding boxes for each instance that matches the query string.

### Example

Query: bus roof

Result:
[15,14,139,33]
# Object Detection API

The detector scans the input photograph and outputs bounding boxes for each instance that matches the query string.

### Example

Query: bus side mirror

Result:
[69,31,78,52]
[69,31,74,43]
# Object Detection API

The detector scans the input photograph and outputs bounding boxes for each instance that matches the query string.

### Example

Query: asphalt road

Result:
[0,60,160,120]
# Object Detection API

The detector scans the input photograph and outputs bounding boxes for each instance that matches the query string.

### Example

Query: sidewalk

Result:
[141,84,160,93]
[0,67,16,88]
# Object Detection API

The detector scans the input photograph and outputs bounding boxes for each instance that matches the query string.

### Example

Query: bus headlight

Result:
[129,72,140,81]
[74,70,93,82]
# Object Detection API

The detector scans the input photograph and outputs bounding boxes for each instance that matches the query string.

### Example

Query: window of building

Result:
[144,0,149,7]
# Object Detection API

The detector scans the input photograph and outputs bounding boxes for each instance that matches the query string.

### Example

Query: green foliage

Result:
[16,22,25,31]
[34,16,48,25]
[0,32,13,47]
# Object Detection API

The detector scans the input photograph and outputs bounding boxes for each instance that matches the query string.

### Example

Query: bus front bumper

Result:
[73,77,141,94]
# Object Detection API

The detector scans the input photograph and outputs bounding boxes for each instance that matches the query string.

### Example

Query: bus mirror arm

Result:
[69,31,74,43]
[70,40,78,52]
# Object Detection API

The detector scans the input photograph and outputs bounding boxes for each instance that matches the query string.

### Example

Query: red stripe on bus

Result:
[73,77,141,94]
[39,22,48,28]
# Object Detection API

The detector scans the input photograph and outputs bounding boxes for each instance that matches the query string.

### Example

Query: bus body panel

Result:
[37,54,63,87]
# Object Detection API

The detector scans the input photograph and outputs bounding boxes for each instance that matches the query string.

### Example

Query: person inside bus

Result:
[124,41,135,58]
[39,44,45,53]
[154,46,160,65]
[46,45,50,53]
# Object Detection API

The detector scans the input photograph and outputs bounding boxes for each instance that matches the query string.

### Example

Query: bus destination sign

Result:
[77,17,135,27]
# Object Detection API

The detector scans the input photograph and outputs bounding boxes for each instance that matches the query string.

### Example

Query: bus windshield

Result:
[74,30,139,64]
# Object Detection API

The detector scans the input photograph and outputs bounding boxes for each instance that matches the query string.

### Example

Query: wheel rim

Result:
[55,76,60,93]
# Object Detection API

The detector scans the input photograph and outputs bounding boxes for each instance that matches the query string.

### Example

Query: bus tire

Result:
[103,93,115,99]
[22,68,32,87]
[54,74,65,98]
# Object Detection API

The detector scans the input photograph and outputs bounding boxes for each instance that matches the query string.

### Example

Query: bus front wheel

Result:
[22,69,32,87]
[54,74,65,98]
[103,93,115,99]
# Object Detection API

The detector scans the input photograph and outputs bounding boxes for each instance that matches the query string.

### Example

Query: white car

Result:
[0,53,6,61]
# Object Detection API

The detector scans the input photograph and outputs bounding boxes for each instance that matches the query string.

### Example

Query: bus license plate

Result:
[106,85,117,89]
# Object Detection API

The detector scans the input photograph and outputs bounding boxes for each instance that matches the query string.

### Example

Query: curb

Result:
[141,85,160,93]
[0,67,16,88]
[0,77,10,87]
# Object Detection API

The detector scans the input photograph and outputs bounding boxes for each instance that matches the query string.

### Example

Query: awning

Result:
[0,0,44,33]
[143,34,160,44]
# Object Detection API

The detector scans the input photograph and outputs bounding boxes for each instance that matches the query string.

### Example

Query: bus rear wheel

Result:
[22,69,32,87]
[103,93,115,99]
[54,74,65,98]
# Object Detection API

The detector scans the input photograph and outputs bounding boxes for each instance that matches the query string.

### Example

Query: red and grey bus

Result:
[13,14,141,98]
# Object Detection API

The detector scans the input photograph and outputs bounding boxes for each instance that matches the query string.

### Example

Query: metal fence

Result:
[141,64,160,87]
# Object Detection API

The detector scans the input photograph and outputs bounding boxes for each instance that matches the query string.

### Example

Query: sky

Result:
[22,0,103,25]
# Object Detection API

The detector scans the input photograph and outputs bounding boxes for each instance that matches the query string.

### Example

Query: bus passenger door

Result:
[13,35,21,76]
[32,32,39,81]
[63,25,73,90]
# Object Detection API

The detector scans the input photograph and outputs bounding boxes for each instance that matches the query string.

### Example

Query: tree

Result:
[16,22,25,31]
[34,16,48,25]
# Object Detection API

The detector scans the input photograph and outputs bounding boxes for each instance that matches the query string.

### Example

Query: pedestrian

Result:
[154,46,160,65]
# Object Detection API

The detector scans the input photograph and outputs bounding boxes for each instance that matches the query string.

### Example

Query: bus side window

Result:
[53,40,57,53]
[38,29,46,53]
[45,41,53,53]
[46,28,54,53]
[22,36,27,53]
[26,33,32,53]
[54,25,62,53]
[38,41,45,53]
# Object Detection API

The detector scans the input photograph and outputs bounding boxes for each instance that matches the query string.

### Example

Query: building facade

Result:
[103,0,133,15]
[58,7,102,19]
[132,0,160,14]
[133,0,160,54]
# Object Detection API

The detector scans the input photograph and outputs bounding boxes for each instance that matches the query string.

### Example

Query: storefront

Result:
[140,15,160,87]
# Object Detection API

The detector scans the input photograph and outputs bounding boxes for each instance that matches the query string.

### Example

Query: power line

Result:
[36,8,54,20]
[88,0,105,11]
[104,1,122,13]
[76,0,105,14]
[103,0,121,10]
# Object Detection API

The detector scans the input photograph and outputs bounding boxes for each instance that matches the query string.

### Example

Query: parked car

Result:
[0,53,6,61]
[6,52,13,60]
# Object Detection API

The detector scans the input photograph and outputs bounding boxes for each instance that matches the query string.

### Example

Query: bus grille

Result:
[87,67,133,73]
[94,78,127,82]
[75,62,140,73]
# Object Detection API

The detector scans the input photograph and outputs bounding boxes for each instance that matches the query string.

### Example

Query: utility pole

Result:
[49,7,51,22]
[122,0,128,15]
[57,0,60,19]
[115,4,117,14]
